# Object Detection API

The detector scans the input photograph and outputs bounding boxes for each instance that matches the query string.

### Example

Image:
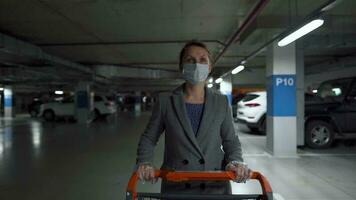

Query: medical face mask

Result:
[182,63,210,85]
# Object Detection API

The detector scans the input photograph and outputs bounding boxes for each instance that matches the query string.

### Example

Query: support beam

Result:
[0,32,109,85]
[306,56,356,75]
[303,34,356,50]
[94,65,181,79]
[114,85,179,92]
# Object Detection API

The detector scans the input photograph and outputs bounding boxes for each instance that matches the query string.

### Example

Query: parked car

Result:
[232,94,246,118]
[236,91,267,134]
[305,77,356,149]
[39,95,116,121]
[121,95,136,112]
[305,93,322,103]
[28,99,43,117]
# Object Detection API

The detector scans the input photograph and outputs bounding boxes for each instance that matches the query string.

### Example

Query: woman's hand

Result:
[137,163,157,184]
[226,161,251,183]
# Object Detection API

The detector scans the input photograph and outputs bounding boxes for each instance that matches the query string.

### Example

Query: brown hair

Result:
[179,41,212,71]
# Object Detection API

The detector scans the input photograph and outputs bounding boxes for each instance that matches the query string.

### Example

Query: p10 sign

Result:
[267,75,296,116]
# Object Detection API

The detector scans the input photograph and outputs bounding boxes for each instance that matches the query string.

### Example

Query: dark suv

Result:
[305,77,356,149]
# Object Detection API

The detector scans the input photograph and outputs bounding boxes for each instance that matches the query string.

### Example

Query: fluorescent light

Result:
[215,78,223,84]
[332,88,341,95]
[207,83,213,88]
[241,60,246,64]
[278,19,324,47]
[208,78,213,83]
[0,88,3,91]
[312,89,318,94]
[55,90,64,95]
[231,65,245,74]
[54,97,63,101]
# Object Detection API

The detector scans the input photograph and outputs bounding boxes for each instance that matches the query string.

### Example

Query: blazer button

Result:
[200,183,206,190]
[199,159,205,164]
[185,183,191,189]
[182,159,189,165]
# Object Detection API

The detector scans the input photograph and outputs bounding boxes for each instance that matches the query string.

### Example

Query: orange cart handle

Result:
[126,170,273,199]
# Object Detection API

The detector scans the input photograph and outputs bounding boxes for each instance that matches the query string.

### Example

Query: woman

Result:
[135,41,251,194]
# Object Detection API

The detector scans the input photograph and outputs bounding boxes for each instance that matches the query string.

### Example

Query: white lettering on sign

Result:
[276,77,294,86]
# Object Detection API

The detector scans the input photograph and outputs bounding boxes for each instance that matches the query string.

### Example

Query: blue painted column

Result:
[4,86,14,118]
[75,82,93,123]
[266,41,297,157]
[220,75,233,105]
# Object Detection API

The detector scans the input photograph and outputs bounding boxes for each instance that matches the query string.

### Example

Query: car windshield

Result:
[106,96,114,101]
[317,79,352,102]
[62,96,74,103]
[94,96,103,102]
[241,94,259,102]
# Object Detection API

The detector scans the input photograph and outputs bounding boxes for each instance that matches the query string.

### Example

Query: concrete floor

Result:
[0,112,356,200]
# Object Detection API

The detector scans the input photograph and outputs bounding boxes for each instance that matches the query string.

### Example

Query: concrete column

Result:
[220,75,233,105]
[4,86,14,118]
[296,44,305,146]
[134,91,141,115]
[74,82,93,123]
[0,89,2,117]
[266,41,297,157]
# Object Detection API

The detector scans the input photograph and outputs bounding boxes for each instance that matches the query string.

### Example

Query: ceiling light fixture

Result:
[278,19,324,47]
[207,83,213,88]
[215,78,223,84]
[231,65,245,75]
[55,90,64,95]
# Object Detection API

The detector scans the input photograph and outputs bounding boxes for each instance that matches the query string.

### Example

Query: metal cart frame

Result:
[126,170,273,200]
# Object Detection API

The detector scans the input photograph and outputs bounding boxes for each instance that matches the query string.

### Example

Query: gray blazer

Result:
[136,84,243,194]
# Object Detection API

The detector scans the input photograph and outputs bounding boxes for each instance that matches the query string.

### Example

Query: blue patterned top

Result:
[185,103,205,136]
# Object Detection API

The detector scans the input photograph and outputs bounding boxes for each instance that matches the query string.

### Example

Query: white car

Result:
[236,91,266,133]
[39,95,116,121]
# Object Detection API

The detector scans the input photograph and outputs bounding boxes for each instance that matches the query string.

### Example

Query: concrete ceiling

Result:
[0,0,356,92]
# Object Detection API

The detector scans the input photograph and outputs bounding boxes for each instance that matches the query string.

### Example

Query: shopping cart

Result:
[126,170,273,200]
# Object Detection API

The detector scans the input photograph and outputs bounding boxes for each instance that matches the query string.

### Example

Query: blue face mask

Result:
[182,63,210,85]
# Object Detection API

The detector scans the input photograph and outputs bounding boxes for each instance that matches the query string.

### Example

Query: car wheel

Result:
[94,109,101,120]
[30,110,38,118]
[306,120,335,149]
[258,118,266,134]
[43,110,55,121]
[247,126,259,133]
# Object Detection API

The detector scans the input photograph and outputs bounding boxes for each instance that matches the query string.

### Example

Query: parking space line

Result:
[273,193,286,200]
[299,153,356,157]
[243,152,273,157]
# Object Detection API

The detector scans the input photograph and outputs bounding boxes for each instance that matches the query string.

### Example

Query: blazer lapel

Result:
[172,85,204,157]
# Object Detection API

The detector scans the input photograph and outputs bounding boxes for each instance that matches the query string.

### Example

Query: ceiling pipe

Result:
[213,0,270,64]
[217,0,341,79]
[94,64,181,79]
[36,40,226,47]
